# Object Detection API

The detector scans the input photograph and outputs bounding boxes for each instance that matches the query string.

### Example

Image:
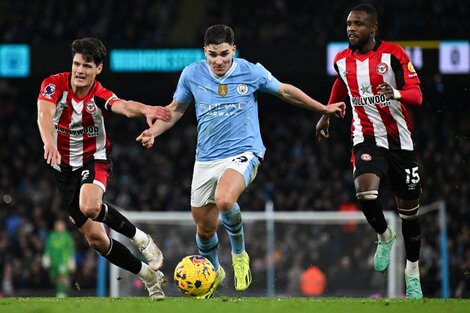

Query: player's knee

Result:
[80,201,101,219]
[86,234,103,252]
[215,196,236,212]
[356,190,379,201]
[398,205,420,220]
[86,233,108,253]
[197,224,217,240]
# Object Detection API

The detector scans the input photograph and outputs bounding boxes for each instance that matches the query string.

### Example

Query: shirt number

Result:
[405,167,420,184]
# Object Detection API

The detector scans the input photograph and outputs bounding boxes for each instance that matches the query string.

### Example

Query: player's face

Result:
[71,53,102,90]
[55,220,66,232]
[204,43,236,77]
[346,11,377,51]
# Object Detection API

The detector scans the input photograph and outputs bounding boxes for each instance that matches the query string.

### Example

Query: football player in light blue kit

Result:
[137,24,346,298]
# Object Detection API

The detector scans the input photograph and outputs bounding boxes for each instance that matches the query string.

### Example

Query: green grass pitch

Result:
[0,297,468,313]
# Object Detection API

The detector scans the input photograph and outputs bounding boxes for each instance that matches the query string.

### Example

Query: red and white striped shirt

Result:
[38,72,121,171]
[330,40,421,151]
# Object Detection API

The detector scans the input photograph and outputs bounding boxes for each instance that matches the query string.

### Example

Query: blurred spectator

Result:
[338,202,360,233]
[1,262,14,297]
[301,265,326,296]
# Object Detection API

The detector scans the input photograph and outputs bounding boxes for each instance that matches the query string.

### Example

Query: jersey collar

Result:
[207,59,238,83]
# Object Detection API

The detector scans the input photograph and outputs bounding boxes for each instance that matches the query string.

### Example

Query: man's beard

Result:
[349,37,369,51]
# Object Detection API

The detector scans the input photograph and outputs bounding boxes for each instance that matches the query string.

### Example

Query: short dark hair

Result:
[204,25,235,46]
[351,3,378,23]
[71,37,107,65]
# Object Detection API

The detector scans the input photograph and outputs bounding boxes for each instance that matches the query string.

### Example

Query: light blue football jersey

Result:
[173,58,281,161]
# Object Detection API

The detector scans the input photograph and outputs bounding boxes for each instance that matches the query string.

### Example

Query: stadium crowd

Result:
[0,0,469,298]
[0,0,468,45]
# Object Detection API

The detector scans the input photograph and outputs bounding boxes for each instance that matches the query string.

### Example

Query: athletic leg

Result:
[390,150,423,299]
[355,173,396,272]
[192,203,225,299]
[215,168,252,291]
[397,197,423,299]
[80,165,163,271]
[79,219,164,299]
[92,201,163,271]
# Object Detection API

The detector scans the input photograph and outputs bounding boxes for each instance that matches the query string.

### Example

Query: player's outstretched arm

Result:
[316,78,349,141]
[37,100,61,167]
[136,100,190,149]
[111,100,171,125]
[275,83,346,117]
[315,115,331,142]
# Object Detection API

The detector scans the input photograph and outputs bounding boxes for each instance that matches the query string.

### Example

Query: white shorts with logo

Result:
[190,152,261,207]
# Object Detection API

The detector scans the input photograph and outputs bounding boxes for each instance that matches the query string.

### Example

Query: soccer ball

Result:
[174,255,216,297]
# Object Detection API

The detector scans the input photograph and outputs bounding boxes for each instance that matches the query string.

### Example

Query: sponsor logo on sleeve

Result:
[407,61,416,73]
[42,83,56,99]
[407,62,418,77]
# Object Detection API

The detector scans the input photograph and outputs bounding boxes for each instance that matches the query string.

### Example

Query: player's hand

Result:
[146,106,171,127]
[324,101,346,118]
[42,255,51,269]
[377,83,395,100]
[43,143,61,167]
[68,259,76,272]
[136,129,155,149]
[315,116,330,142]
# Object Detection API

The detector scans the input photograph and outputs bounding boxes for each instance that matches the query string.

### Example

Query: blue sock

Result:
[195,233,220,270]
[221,203,245,254]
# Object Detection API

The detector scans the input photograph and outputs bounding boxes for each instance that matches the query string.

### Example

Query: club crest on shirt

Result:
[218,84,228,97]
[42,83,56,99]
[236,84,248,95]
[361,153,372,161]
[376,62,389,75]
[85,99,97,114]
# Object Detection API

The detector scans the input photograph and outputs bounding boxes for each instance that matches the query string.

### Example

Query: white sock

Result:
[405,260,420,277]
[378,228,393,241]
[132,228,149,247]
[138,262,153,280]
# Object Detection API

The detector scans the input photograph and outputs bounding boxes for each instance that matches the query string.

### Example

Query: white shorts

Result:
[190,152,261,207]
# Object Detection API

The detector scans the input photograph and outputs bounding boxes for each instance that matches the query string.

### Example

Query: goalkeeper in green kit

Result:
[42,219,76,297]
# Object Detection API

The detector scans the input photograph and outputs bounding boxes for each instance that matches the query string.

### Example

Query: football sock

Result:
[102,238,141,274]
[358,198,388,235]
[221,203,245,254]
[405,260,420,277]
[57,282,66,296]
[378,228,393,241]
[138,262,153,281]
[132,228,150,247]
[94,202,137,238]
[196,233,220,270]
[402,217,421,262]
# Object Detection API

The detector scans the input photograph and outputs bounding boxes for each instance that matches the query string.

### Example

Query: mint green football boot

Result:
[373,228,396,272]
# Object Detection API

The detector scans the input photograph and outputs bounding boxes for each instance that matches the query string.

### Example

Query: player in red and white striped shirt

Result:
[37,38,170,299]
[316,4,423,298]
